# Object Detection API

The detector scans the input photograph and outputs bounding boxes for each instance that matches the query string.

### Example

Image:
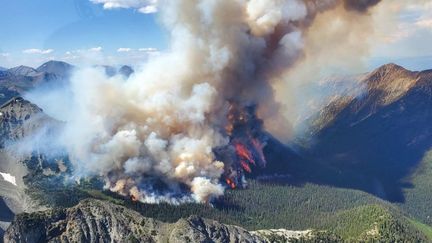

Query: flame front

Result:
[215,102,269,190]
[235,142,256,166]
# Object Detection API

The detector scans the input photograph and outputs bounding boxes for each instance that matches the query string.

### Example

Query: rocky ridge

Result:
[0,97,55,147]
[5,199,267,243]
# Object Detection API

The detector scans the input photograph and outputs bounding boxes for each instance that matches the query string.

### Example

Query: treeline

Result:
[24,171,431,242]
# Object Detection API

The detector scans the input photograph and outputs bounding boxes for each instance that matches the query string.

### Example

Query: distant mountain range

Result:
[7,66,40,77]
[2,62,432,242]
[0,61,74,106]
[0,61,134,106]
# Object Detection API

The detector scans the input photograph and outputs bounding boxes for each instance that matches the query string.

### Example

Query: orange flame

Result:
[130,195,138,202]
[235,142,256,166]
[225,178,236,189]
[240,160,252,173]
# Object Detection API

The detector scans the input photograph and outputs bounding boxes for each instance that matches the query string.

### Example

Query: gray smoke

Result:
[343,0,381,12]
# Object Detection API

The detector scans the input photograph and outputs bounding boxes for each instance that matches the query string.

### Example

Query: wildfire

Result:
[235,142,256,166]
[130,194,138,202]
[225,178,236,189]
[218,101,269,190]
[240,160,252,173]
[225,102,250,136]
[252,138,267,167]
[225,106,235,136]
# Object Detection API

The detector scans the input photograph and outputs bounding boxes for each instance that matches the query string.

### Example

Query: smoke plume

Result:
[26,0,384,203]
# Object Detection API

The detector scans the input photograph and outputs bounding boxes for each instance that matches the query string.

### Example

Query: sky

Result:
[0,0,432,70]
[0,0,166,68]
[368,1,432,70]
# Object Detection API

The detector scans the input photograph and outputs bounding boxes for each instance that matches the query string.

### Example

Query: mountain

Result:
[0,61,134,106]
[3,63,432,242]
[7,66,39,77]
[102,65,117,77]
[4,199,264,243]
[36,61,74,79]
[298,63,432,202]
[0,97,63,238]
[101,65,135,78]
[0,88,20,109]
[0,67,6,72]
[0,97,42,147]
[5,197,429,242]
[0,61,74,106]
[0,97,54,146]
[119,65,134,77]
[1,95,428,242]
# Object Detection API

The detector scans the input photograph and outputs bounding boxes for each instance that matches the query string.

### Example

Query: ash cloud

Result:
[23,0,384,203]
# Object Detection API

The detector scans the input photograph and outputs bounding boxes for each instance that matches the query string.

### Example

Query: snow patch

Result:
[0,172,17,186]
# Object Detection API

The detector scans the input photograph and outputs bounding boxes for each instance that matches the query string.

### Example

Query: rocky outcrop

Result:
[0,97,56,146]
[4,199,264,243]
[0,98,59,240]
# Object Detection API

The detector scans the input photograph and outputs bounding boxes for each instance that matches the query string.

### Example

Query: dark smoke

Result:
[343,0,382,12]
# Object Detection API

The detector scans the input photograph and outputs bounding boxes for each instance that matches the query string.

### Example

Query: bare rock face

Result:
[0,97,43,146]
[169,216,265,243]
[4,199,264,243]
[0,98,63,240]
[0,97,54,147]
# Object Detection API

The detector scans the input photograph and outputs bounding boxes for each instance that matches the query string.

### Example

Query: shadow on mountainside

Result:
[259,67,432,203]
[0,198,14,223]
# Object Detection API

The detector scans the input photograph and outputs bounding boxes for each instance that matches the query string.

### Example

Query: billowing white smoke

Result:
[63,67,227,203]
[28,0,382,203]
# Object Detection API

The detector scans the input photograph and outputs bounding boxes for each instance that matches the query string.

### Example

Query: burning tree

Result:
[214,102,268,189]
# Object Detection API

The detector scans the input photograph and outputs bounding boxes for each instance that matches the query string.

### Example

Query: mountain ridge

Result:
[7,66,39,77]
[300,62,432,203]
[4,199,265,243]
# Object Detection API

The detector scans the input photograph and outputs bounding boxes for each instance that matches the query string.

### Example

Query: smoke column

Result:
[38,0,383,203]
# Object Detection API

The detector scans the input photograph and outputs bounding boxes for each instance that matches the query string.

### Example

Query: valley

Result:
[2,61,432,242]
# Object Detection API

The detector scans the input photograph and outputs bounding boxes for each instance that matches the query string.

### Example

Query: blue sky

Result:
[0,0,432,70]
[0,0,166,67]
